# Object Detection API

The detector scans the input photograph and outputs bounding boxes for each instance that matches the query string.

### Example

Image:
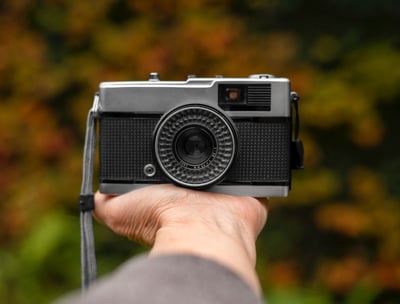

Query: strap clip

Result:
[79,194,95,212]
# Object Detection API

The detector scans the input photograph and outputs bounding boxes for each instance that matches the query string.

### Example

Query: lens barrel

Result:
[154,105,237,189]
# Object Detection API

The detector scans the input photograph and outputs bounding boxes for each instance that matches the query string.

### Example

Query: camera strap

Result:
[290,92,304,169]
[79,94,99,291]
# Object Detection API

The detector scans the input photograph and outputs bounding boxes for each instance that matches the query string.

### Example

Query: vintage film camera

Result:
[95,73,303,197]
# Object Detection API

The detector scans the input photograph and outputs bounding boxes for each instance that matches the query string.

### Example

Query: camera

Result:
[95,72,302,197]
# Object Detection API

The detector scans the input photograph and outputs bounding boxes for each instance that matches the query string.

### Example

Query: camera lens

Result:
[174,126,216,166]
[154,105,237,189]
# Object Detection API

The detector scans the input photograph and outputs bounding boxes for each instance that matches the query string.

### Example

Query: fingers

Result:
[255,197,269,233]
[92,185,185,245]
[255,196,269,209]
[256,197,269,225]
[93,185,270,246]
[92,192,115,224]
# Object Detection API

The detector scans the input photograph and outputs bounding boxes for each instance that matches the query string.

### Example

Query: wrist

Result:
[150,220,261,293]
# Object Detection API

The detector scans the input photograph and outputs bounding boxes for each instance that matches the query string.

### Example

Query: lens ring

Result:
[154,105,236,188]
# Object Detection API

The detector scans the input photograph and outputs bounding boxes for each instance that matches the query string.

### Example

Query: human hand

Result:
[94,184,268,293]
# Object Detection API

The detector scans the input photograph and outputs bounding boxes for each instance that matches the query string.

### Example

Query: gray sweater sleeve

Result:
[58,254,264,304]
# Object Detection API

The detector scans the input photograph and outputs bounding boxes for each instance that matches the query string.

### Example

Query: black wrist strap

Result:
[79,94,99,291]
[291,92,304,170]
[291,92,300,140]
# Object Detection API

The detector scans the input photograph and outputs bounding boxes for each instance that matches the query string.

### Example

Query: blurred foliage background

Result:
[0,0,399,303]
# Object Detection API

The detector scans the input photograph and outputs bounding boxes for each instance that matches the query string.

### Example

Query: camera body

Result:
[97,73,296,197]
